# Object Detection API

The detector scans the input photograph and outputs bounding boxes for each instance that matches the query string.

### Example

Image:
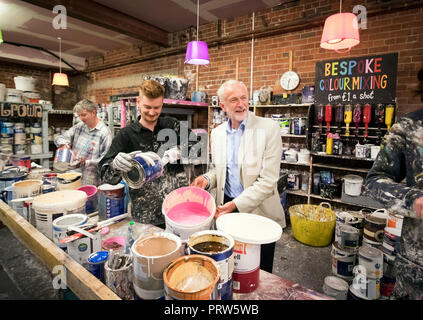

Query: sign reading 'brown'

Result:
[0,103,43,118]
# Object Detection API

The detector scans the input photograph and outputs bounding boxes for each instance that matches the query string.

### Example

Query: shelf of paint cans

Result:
[48,109,74,115]
[254,103,313,108]
[312,125,388,131]
[280,134,307,138]
[311,152,375,162]
[285,189,308,197]
[21,152,53,160]
[308,193,382,210]
[280,160,310,167]
[312,162,370,174]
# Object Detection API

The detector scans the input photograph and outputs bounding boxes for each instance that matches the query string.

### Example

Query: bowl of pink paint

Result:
[162,186,216,241]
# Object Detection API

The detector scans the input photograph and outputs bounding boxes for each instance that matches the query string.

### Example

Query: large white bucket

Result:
[131,232,183,300]
[162,186,216,241]
[32,190,87,240]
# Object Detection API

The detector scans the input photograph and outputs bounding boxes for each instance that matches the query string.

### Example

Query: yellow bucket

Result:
[289,202,336,247]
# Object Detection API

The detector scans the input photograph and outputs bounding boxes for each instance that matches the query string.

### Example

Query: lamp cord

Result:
[340,0,342,13]
[58,37,62,73]
[196,0,199,41]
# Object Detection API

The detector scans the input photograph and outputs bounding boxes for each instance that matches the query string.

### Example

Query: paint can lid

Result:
[32,190,87,213]
[216,213,282,245]
[88,251,109,263]
[324,276,349,292]
[359,245,383,258]
[339,224,359,235]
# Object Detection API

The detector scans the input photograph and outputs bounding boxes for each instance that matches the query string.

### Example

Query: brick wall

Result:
[71,1,423,119]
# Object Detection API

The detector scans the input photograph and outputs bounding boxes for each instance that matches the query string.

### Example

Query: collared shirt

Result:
[224,118,247,198]
[99,116,198,226]
[54,120,112,186]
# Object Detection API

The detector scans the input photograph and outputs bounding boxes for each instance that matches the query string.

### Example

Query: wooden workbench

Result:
[0,200,331,300]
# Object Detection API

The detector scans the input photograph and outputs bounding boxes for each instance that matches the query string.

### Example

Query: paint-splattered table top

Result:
[234,270,333,300]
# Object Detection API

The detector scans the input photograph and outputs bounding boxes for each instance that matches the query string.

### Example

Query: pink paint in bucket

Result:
[162,186,216,241]
[216,213,282,293]
[77,185,98,214]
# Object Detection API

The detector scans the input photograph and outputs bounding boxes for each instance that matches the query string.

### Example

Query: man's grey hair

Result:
[217,80,248,104]
[73,99,97,113]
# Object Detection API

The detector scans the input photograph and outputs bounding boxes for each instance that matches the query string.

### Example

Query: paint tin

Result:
[97,184,125,221]
[335,211,363,245]
[280,118,290,134]
[380,275,396,299]
[363,215,386,243]
[362,236,383,250]
[358,245,383,279]
[338,224,360,251]
[77,185,98,214]
[11,156,31,170]
[187,230,235,300]
[53,146,74,172]
[32,190,87,240]
[322,276,349,300]
[87,251,109,282]
[132,232,183,300]
[123,152,163,188]
[382,227,401,256]
[387,212,403,232]
[298,117,307,135]
[291,117,299,135]
[331,242,357,280]
[52,213,88,250]
[353,275,380,300]
[162,186,216,242]
[42,173,57,193]
[287,172,301,190]
[57,172,82,190]
[163,255,221,300]
[216,213,282,293]
[348,284,370,300]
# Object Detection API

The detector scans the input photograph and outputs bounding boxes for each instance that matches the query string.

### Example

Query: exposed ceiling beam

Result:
[20,0,170,47]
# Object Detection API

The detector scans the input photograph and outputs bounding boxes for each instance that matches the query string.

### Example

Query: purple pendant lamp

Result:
[320,0,360,53]
[185,0,210,66]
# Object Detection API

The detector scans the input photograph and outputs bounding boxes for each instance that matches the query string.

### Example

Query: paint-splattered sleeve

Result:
[364,118,423,219]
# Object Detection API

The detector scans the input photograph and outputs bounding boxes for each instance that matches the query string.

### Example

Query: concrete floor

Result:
[0,219,332,300]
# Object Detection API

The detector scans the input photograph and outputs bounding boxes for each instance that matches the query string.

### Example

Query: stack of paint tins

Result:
[380,212,403,299]
[0,121,14,154]
[25,123,31,154]
[30,122,43,154]
[331,211,362,283]
[13,123,27,155]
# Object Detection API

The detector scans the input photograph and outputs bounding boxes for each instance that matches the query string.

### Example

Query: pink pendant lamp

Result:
[185,0,209,66]
[320,1,360,53]
[52,37,69,86]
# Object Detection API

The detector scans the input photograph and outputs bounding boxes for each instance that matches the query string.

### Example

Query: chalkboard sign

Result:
[0,102,43,118]
[314,53,398,105]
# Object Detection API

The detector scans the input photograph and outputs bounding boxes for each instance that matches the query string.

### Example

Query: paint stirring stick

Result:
[60,213,130,244]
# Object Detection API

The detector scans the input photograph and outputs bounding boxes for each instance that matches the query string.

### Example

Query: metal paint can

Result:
[358,245,383,279]
[382,227,401,256]
[87,251,109,282]
[280,118,290,134]
[354,276,380,300]
[53,146,73,172]
[123,152,163,188]
[187,230,235,300]
[338,224,360,251]
[291,117,299,135]
[323,276,349,300]
[98,184,125,221]
[387,212,403,232]
[331,242,357,281]
[363,215,386,243]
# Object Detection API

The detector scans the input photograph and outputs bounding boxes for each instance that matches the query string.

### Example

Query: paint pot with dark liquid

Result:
[188,230,235,300]
[131,232,183,300]
[123,152,163,188]
[163,255,221,300]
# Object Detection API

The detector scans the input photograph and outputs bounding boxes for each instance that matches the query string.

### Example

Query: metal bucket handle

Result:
[319,202,332,210]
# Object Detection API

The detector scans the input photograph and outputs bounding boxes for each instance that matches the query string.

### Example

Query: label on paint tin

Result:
[106,197,125,219]
[232,241,260,272]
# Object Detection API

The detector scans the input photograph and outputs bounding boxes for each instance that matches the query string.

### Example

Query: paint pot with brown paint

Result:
[323,276,349,300]
[187,230,235,300]
[163,254,220,300]
[131,232,183,300]
[363,215,386,243]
